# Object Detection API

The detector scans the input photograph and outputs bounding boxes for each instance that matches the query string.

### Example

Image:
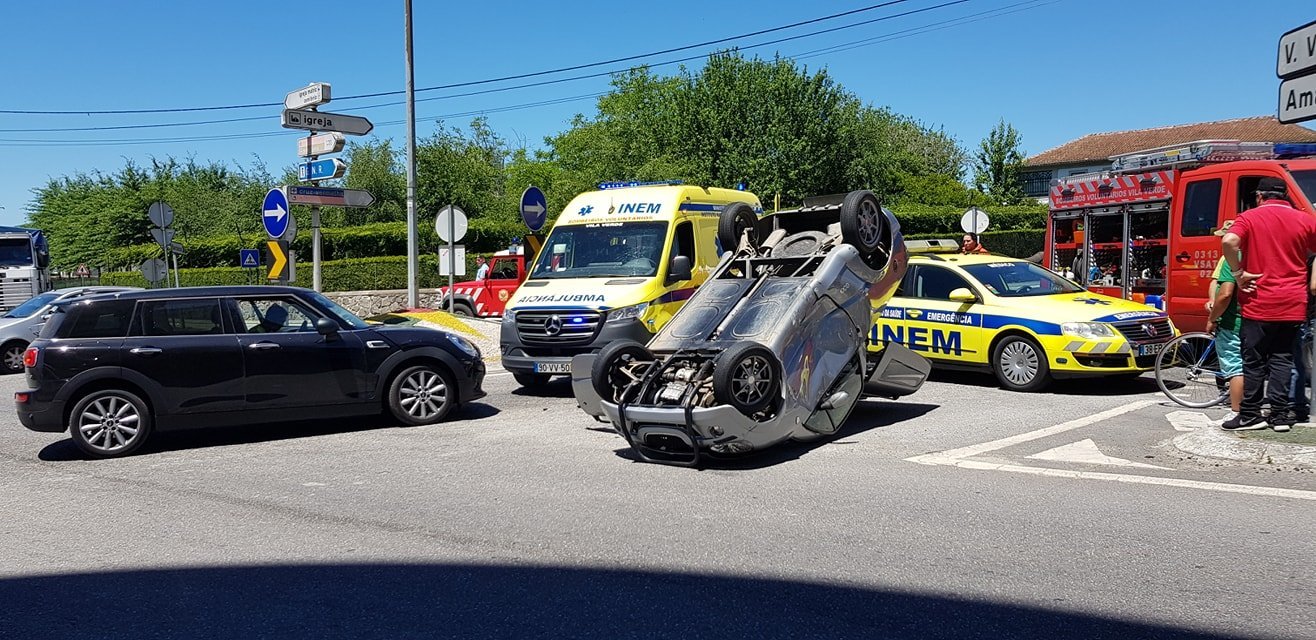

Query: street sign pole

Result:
[448,207,455,311]
[404,0,419,309]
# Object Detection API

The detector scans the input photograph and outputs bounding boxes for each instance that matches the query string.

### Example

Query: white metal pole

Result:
[171,252,180,288]
[403,0,419,309]
[448,211,455,310]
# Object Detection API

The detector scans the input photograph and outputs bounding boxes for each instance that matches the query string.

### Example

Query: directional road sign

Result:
[240,249,260,268]
[520,186,547,232]
[1279,73,1316,125]
[150,227,175,246]
[298,158,347,182]
[285,82,332,109]
[298,132,345,157]
[436,205,468,242]
[148,201,174,227]
[281,109,374,136]
[262,188,291,239]
[1278,20,1316,79]
[266,240,289,281]
[285,185,375,208]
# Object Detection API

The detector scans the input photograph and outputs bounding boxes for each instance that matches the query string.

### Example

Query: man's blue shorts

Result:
[1216,325,1242,378]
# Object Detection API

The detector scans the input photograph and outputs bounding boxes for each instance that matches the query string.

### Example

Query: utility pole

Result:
[403,0,419,308]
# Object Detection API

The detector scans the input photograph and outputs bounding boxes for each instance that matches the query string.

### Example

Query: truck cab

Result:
[438,250,526,317]
[499,182,763,388]
[1045,141,1316,332]
[0,227,52,313]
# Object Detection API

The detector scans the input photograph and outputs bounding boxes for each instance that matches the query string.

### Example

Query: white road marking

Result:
[1027,438,1173,470]
[906,400,1316,501]
[1167,410,1216,432]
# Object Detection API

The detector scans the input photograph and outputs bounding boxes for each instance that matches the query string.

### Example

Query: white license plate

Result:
[534,362,572,374]
[1137,343,1165,357]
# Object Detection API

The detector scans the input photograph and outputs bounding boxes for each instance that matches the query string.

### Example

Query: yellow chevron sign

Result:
[266,240,288,281]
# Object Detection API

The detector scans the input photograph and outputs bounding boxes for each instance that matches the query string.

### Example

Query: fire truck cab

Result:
[1045,141,1316,332]
[437,250,527,317]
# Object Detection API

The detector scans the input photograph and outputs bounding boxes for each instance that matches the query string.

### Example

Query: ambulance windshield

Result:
[961,261,1083,298]
[530,222,669,279]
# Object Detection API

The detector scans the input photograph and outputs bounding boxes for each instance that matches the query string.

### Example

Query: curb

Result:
[1170,415,1316,469]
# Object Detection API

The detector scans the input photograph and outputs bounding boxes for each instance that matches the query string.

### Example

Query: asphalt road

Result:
[1,368,1313,640]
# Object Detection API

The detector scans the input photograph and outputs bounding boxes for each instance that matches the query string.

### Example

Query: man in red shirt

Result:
[1220,177,1316,431]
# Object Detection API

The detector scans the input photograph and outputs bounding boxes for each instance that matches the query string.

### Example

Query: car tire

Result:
[388,364,457,426]
[68,388,153,459]
[512,372,552,387]
[718,202,761,253]
[713,342,780,416]
[991,335,1051,392]
[2,340,28,374]
[592,340,653,403]
[450,302,474,317]
[839,190,886,262]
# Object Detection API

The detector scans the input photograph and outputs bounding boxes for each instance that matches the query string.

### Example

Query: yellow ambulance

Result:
[500,182,762,388]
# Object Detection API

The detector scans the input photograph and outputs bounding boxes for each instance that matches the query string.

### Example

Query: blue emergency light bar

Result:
[1274,143,1316,159]
[597,179,683,190]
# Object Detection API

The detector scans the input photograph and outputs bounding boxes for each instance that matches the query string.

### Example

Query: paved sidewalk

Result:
[1170,411,1316,470]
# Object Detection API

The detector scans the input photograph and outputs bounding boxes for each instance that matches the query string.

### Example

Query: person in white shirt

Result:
[474,256,489,281]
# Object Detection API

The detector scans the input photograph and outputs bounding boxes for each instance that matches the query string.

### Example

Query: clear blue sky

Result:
[1,0,1312,226]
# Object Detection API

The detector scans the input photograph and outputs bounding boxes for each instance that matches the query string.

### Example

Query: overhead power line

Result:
[0,0,918,116]
[0,0,974,134]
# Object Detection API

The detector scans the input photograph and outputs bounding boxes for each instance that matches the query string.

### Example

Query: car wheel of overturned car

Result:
[2,341,27,374]
[713,342,780,416]
[68,388,153,458]
[592,340,653,402]
[839,190,886,263]
[991,335,1051,392]
[512,372,553,387]
[388,364,457,426]
[718,201,761,252]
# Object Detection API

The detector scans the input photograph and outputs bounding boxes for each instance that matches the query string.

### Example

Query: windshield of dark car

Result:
[1291,170,1316,207]
[304,291,369,329]
[529,222,668,279]
[3,291,60,318]
[961,261,1083,297]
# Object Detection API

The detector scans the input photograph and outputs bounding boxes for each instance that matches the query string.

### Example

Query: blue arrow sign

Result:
[240,249,260,268]
[297,158,346,182]
[520,186,547,232]
[262,188,290,239]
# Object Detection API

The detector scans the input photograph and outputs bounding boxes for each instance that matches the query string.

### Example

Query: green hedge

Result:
[103,203,1045,270]
[100,255,490,291]
[104,217,525,270]
[889,203,1047,234]
[906,229,1045,259]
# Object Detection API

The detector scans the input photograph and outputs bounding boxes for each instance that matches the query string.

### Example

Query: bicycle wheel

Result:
[1155,332,1228,408]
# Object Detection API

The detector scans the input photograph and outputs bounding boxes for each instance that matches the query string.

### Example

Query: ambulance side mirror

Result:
[948,288,977,303]
[666,255,692,284]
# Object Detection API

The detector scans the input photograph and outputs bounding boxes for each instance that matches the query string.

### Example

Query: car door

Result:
[486,257,522,314]
[227,295,369,410]
[1167,176,1226,329]
[122,297,245,416]
[896,264,986,364]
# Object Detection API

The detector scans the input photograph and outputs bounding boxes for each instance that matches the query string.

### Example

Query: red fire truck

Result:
[436,250,527,317]
[1045,140,1316,332]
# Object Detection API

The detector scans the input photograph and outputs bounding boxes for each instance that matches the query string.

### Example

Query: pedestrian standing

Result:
[1220,177,1316,432]
[1205,220,1243,423]
[1287,255,1316,421]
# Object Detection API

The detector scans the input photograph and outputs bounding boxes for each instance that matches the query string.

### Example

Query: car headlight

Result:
[502,309,516,326]
[1061,322,1116,339]
[606,303,648,323]
[446,334,481,358]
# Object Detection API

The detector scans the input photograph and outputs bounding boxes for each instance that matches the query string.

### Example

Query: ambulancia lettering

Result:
[517,294,607,304]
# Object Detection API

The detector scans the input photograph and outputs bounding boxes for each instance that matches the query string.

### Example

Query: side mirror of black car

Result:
[667,255,693,284]
[315,318,339,337]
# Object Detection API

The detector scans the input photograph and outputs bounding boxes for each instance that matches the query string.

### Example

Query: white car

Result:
[0,287,140,373]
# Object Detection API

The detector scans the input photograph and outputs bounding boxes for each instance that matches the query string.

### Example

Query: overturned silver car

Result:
[571,190,930,466]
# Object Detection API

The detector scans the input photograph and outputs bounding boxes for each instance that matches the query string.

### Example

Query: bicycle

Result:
[1154,332,1228,408]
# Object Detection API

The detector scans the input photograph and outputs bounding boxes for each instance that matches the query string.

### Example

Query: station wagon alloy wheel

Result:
[731,355,773,406]
[388,364,457,426]
[855,199,882,248]
[69,389,153,458]
[991,336,1051,392]
[713,342,780,416]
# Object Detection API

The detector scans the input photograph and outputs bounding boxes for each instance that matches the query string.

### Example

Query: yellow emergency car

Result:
[869,240,1177,391]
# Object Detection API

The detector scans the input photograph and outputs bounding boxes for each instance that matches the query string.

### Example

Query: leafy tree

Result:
[973,119,1026,205]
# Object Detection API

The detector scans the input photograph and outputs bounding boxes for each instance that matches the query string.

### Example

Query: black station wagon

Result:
[15,286,486,457]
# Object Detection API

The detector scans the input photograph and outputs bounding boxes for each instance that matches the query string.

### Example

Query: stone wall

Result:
[324,289,443,318]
